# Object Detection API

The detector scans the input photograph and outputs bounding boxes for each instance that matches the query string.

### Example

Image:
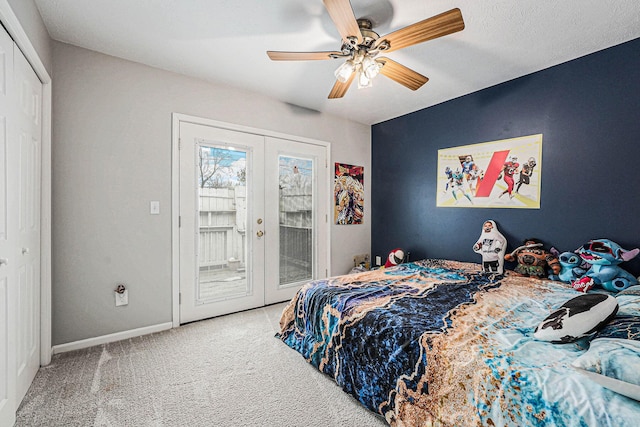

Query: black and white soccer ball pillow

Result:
[534,293,618,343]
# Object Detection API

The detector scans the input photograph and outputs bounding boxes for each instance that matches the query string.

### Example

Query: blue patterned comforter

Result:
[277,259,640,426]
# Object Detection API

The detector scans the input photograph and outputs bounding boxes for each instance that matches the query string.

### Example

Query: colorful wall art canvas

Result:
[334,163,364,224]
[437,134,542,208]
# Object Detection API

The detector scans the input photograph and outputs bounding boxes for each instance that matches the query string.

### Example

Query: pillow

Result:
[533,293,618,343]
[593,315,640,340]
[571,315,640,400]
[617,285,640,298]
[615,285,640,317]
[572,366,640,401]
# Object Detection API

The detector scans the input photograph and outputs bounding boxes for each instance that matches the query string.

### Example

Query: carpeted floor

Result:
[16,303,387,426]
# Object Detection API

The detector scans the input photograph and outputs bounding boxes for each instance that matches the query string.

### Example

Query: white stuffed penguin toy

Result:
[473,220,507,274]
[384,248,405,268]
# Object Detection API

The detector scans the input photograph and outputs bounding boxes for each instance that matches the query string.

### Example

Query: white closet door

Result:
[0,23,42,425]
[14,41,42,405]
[0,23,16,427]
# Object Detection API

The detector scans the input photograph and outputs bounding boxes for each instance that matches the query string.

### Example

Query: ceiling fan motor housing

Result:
[357,19,378,46]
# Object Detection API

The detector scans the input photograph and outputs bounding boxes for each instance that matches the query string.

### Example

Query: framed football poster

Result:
[437,134,542,208]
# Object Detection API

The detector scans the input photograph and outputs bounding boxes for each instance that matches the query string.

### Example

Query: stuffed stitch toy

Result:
[572,239,639,292]
[472,220,507,274]
[504,238,560,278]
[548,249,586,283]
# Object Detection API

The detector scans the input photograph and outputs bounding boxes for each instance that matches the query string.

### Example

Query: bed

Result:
[277,259,640,426]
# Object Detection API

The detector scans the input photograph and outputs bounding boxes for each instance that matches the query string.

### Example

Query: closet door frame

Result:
[0,1,53,366]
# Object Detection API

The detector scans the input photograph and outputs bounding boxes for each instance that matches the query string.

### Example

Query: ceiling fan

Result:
[267,0,465,99]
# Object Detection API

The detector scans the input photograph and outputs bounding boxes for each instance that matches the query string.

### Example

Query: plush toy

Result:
[534,293,618,343]
[571,239,639,292]
[384,248,405,268]
[504,238,560,278]
[472,220,507,274]
[548,249,586,282]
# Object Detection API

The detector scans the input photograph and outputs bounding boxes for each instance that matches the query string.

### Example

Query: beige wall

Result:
[52,41,371,345]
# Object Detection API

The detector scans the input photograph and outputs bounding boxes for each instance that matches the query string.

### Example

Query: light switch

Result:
[150,201,160,215]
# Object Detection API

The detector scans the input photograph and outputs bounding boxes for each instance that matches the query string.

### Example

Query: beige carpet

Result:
[16,303,387,426]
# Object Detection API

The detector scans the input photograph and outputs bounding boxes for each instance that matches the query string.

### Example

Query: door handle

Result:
[22,247,30,255]
[0,258,7,266]
[257,230,264,237]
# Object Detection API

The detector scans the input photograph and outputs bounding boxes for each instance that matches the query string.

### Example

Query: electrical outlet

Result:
[375,255,382,266]
[115,289,128,306]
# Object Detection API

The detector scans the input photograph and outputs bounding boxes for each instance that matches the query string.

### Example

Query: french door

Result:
[177,119,328,323]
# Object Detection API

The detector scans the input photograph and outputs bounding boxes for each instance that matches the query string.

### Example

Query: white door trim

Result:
[171,113,331,327]
[0,1,53,366]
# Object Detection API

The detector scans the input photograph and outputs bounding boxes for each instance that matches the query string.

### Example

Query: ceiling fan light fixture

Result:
[334,59,355,83]
[357,65,372,89]
[362,55,382,79]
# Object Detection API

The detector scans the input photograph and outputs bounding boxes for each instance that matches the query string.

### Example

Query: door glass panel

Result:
[197,142,248,302]
[278,155,313,287]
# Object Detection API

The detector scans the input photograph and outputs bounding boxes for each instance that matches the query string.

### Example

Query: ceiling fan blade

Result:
[377,57,429,90]
[377,8,464,53]
[328,72,355,99]
[323,0,363,45]
[267,51,343,61]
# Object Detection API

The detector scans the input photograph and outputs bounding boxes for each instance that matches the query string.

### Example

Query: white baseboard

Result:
[52,322,174,355]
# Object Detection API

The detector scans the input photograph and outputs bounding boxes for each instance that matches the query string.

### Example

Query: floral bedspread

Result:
[277,259,640,426]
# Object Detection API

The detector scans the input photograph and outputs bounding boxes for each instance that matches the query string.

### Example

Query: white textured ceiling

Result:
[34,0,640,125]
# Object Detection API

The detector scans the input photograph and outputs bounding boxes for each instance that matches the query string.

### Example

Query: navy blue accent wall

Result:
[372,38,640,275]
